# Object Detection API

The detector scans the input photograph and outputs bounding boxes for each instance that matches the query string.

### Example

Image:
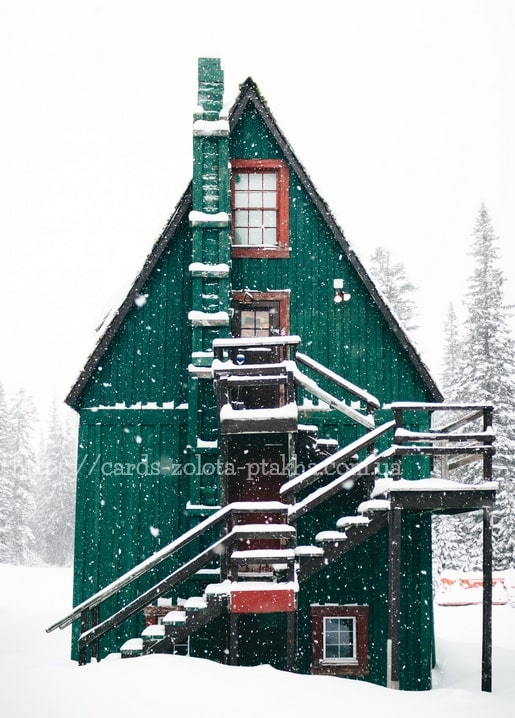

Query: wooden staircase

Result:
[47,339,497,683]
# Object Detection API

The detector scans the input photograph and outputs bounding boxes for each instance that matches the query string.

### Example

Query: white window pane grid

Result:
[233,170,279,246]
[323,617,356,662]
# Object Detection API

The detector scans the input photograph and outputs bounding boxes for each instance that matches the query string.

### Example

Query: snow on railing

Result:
[293,365,375,429]
[280,420,395,500]
[288,448,396,522]
[46,501,287,633]
[295,352,380,410]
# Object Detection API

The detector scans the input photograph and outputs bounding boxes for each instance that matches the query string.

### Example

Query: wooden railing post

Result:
[482,406,494,484]
[392,407,404,481]
[286,610,298,672]
[482,506,493,692]
[78,609,89,666]
[90,605,99,661]
[387,506,402,689]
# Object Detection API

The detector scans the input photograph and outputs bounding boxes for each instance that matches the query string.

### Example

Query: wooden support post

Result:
[286,611,297,672]
[90,605,99,662]
[78,609,89,666]
[482,507,493,692]
[392,408,403,481]
[229,613,239,666]
[387,507,402,689]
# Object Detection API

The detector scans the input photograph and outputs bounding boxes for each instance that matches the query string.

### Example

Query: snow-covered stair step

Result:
[231,548,296,563]
[294,545,324,557]
[120,637,143,658]
[184,596,208,611]
[156,597,174,608]
[336,515,371,529]
[231,523,296,540]
[315,530,347,544]
[162,610,187,626]
[141,623,166,641]
[316,438,339,447]
[357,499,391,514]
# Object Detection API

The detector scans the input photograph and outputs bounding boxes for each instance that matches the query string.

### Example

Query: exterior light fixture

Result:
[333,278,351,303]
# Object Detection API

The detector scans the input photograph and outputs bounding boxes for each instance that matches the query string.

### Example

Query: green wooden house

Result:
[49,58,497,691]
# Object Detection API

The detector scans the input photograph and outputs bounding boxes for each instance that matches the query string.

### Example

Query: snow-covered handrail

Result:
[78,531,234,654]
[387,402,494,412]
[212,335,301,361]
[293,365,375,429]
[46,501,287,633]
[295,352,380,410]
[288,448,396,522]
[281,420,395,500]
[212,335,301,349]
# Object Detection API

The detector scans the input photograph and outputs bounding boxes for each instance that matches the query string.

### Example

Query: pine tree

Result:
[33,401,76,565]
[370,246,419,332]
[3,388,37,564]
[440,303,463,399]
[455,204,515,569]
[432,304,469,573]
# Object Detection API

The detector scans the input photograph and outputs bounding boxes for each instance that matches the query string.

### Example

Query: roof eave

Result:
[65,184,193,410]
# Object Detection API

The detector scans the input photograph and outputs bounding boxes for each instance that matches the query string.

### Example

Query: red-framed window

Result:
[311,605,369,676]
[231,159,290,258]
[232,291,290,337]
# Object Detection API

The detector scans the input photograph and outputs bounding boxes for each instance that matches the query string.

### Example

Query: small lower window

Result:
[311,605,369,676]
[323,616,356,663]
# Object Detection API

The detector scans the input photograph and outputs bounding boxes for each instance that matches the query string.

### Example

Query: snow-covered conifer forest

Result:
[0,386,76,566]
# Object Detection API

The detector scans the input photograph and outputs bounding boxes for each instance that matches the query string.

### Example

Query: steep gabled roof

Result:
[65,184,191,409]
[66,77,442,409]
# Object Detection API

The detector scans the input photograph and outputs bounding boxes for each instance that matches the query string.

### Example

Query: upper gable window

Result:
[231,159,290,258]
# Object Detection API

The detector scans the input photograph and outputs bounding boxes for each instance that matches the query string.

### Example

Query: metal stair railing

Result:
[288,447,396,523]
[294,351,379,429]
[389,401,495,479]
[46,501,288,663]
[280,420,396,503]
[78,531,232,664]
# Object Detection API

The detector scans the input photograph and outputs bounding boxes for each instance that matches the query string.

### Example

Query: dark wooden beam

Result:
[482,507,493,692]
[394,445,495,457]
[286,611,298,672]
[389,402,494,412]
[229,613,239,666]
[387,507,402,689]
[220,416,298,434]
[387,489,496,513]
[78,610,89,666]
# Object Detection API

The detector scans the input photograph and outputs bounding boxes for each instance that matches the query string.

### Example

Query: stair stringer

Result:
[296,511,389,582]
[144,594,229,655]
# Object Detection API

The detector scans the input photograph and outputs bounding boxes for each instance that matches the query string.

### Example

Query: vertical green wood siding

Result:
[71,94,437,686]
[72,409,187,659]
[230,107,432,408]
[78,214,193,409]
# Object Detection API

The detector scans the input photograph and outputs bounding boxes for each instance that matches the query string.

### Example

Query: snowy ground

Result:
[0,564,513,717]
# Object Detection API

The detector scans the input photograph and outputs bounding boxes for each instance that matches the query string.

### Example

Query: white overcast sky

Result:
[1,0,514,412]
